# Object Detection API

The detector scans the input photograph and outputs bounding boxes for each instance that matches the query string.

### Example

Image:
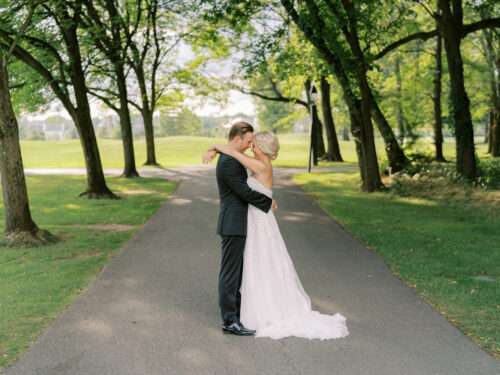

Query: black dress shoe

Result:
[221,321,256,336]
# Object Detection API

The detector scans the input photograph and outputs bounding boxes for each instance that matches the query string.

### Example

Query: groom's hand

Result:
[272,199,278,212]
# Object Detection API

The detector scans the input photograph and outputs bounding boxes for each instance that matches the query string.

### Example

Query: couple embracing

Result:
[203,122,349,340]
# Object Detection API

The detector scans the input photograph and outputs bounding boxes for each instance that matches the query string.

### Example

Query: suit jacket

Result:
[216,153,272,236]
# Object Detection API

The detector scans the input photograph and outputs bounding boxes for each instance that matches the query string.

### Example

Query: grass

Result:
[293,170,500,358]
[0,175,176,370]
[20,134,490,169]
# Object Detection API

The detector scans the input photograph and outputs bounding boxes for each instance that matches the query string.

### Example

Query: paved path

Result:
[4,167,498,375]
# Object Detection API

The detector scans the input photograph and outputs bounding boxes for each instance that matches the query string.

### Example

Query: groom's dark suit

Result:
[216,153,272,324]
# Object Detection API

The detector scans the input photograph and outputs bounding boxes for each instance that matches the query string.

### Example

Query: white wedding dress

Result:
[239,175,349,340]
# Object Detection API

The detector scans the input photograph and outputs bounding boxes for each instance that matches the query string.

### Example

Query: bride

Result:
[205,131,349,340]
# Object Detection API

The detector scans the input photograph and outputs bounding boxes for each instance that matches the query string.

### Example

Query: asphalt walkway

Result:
[4,166,498,374]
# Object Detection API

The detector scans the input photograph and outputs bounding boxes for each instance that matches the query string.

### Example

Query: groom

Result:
[212,122,273,336]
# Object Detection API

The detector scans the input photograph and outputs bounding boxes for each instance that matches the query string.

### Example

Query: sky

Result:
[190,89,256,117]
[23,34,257,121]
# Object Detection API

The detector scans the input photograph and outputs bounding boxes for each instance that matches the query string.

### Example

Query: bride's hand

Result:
[272,199,278,212]
[202,149,217,164]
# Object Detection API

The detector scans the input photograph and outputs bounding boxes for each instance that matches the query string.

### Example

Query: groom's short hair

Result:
[228,121,254,140]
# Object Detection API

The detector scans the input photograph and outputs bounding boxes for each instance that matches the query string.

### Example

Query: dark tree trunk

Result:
[84,0,140,178]
[358,78,382,191]
[491,111,500,157]
[320,76,343,162]
[433,29,446,162]
[316,113,326,158]
[0,58,56,247]
[134,63,159,166]
[142,107,158,166]
[370,93,409,173]
[60,8,118,198]
[115,62,140,177]
[438,0,477,179]
[349,109,366,184]
[329,63,382,191]
[304,79,326,163]
[481,25,500,156]
[342,126,350,141]
[394,54,406,145]
[485,114,490,146]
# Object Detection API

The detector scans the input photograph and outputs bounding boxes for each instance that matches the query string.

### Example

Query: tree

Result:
[320,75,343,161]
[159,107,202,136]
[374,0,500,178]
[437,0,477,179]
[124,0,195,166]
[479,5,499,156]
[81,0,140,177]
[0,5,56,246]
[433,19,447,162]
[280,0,383,191]
[0,1,117,198]
[255,97,297,134]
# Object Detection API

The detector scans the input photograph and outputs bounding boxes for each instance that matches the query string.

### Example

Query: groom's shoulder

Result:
[218,153,241,168]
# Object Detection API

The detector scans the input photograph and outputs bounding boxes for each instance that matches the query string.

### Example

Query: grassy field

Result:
[294,170,500,358]
[20,134,490,169]
[0,175,176,370]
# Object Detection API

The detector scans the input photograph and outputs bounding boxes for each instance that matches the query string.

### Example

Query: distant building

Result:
[18,100,161,140]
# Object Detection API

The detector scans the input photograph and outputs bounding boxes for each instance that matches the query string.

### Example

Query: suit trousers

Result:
[219,235,247,324]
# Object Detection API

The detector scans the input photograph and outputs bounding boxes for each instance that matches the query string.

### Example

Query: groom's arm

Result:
[221,158,272,213]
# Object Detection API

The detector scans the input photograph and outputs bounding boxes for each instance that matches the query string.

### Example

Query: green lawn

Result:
[20,134,490,169]
[0,175,176,370]
[294,170,500,358]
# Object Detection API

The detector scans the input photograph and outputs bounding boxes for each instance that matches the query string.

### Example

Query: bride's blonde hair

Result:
[254,131,280,160]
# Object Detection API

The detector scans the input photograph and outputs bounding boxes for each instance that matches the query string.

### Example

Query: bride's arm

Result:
[212,144,265,174]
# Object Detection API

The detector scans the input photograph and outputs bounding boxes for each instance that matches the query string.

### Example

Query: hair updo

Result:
[254,131,280,160]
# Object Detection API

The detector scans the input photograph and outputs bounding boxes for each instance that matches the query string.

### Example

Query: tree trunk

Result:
[316,112,326,158]
[370,93,409,173]
[349,109,366,184]
[328,64,382,191]
[481,26,500,156]
[492,111,500,157]
[438,0,477,180]
[342,126,350,141]
[320,76,343,162]
[394,54,406,145]
[433,29,446,162]
[61,11,118,198]
[0,58,56,247]
[134,63,159,166]
[335,1,383,191]
[142,107,159,165]
[115,62,140,177]
[304,79,326,163]
[484,114,490,146]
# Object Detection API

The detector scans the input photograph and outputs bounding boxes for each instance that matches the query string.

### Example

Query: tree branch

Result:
[375,17,500,60]
[235,84,308,108]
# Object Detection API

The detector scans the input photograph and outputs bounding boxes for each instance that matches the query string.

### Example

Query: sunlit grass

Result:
[0,175,176,370]
[294,170,500,358]
[20,134,490,169]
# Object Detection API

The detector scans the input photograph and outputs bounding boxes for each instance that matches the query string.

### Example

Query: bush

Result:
[477,158,500,190]
[387,150,500,191]
[22,128,46,140]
